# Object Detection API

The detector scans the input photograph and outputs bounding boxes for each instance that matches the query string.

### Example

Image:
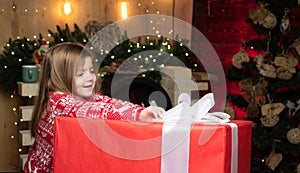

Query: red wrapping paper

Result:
[53,116,251,173]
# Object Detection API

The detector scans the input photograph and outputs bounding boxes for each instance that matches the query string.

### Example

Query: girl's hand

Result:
[139,106,165,121]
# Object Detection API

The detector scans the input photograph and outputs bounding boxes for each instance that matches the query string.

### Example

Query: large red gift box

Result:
[53,116,251,173]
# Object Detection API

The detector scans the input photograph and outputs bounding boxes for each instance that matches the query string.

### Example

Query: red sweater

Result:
[24,92,144,173]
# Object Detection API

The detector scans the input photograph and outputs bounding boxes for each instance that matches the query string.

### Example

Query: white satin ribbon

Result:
[228,123,238,173]
[161,122,191,173]
[159,93,237,173]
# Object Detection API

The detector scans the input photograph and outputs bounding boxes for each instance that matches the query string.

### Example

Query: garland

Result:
[0,23,199,93]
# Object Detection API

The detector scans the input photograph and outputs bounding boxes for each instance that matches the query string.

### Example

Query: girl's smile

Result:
[74,56,96,99]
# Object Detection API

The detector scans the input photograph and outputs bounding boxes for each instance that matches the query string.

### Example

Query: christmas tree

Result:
[0,24,88,93]
[226,0,300,172]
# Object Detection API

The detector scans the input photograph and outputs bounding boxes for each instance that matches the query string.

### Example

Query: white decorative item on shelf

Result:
[19,154,28,171]
[18,82,38,170]
[18,82,39,96]
[159,66,210,106]
[160,66,194,105]
[19,130,35,146]
[19,106,34,121]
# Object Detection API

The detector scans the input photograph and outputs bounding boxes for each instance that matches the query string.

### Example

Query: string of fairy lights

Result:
[0,0,171,49]
[1,0,194,156]
[0,1,47,14]
[0,1,162,15]
[9,92,34,153]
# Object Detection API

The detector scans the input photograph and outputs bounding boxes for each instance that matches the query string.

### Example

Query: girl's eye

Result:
[90,68,95,73]
[76,71,84,76]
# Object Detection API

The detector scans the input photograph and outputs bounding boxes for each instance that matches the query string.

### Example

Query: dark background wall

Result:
[192,0,257,70]
[192,0,300,71]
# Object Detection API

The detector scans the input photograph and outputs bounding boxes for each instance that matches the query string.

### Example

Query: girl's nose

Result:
[85,72,94,81]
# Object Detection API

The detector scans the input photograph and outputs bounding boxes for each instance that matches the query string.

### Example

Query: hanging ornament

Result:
[260,112,280,127]
[274,54,298,68]
[261,103,285,116]
[260,103,284,127]
[239,78,268,118]
[276,67,294,80]
[232,49,250,69]
[274,54,298,80]
[266,141,282,171]
[255,54,277,78]
[285,100,296,116]
[263,10,277,29]
[290,38,300,60]
[280,8,290,34]
[249,4,277,29]
[33,39,49,66]
[254,36,277,78]
[287,127,300,144]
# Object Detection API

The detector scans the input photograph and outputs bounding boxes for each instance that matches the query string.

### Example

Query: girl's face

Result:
[74,56,96,99]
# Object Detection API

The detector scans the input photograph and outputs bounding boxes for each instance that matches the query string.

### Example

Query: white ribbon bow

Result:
[155,93,230,123]
[157,93,237,173]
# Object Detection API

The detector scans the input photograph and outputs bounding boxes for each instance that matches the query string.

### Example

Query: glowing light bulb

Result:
[64,1,72,15]
[121,2,128,19]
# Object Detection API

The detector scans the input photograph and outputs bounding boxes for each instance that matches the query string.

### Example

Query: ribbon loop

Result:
[156,93,230,123]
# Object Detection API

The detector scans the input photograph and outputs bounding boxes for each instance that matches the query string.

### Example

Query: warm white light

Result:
[121,2,128,19]
[64,1,72,15]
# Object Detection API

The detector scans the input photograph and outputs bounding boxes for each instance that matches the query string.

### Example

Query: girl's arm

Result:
[93,94,165,121]
[53,93,143,120]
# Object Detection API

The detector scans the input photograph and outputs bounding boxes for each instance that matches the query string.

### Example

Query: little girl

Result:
[24,42,165,172]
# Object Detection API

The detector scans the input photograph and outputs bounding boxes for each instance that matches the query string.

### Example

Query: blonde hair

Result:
[31,42,100,136]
